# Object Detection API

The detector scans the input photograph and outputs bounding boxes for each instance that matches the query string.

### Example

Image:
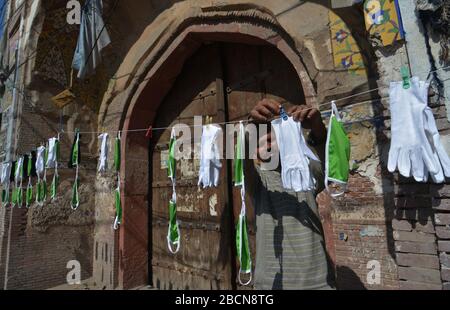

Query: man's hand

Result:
[250,99,327,144]
[288,104,321,129]
[249,99,280,123]
[288,104,327,143]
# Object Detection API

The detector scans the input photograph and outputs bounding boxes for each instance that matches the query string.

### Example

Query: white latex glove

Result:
[46,138,58,169]
[198,125,222,188]
[36,146,46,177]
[388,77,439,181]
[0,162,11,186]
[98,133,109,172]
[411,80,450,183]
[271,116,318,192]
[423,106,450,179]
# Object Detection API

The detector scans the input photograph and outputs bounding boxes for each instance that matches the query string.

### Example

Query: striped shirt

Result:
[253,162,334,290]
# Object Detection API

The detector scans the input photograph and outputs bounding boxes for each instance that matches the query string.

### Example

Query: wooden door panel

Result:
[223,44,265,122]
[151,44,233,290]
[222,43,306,289]
[260,46,305,107]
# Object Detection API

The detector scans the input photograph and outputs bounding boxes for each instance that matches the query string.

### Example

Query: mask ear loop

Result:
[324,102,334,195]
[42,145,48,206]
[19,157,24,208]
[10,162,17,209]
[325,101,346,198]
[167,181,180,254]
[331,101,341,121]
[54,134,60,202]
[71,131,80,210]
[113,131,122,230]
[26,153,33,208]
[237,196,252,286]
[167,128,181,254]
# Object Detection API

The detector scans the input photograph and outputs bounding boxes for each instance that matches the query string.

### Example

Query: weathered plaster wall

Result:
[328,1,450,290]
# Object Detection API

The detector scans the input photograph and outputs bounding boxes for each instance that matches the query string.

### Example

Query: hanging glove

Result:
[198,125,222,188]
[46,137,58,169]
[423,106,450,179]
[271,116,319,192]
[13,157,24,208]
[98,133,109,173]
[412,80,449,183]
[0,162,11,186]
[35,146,46,177]
[388,77,440,181]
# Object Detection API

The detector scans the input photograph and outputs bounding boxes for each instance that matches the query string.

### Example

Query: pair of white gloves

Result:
[198,125,223,188]
[388,77,450,183]
[272,116,320,192]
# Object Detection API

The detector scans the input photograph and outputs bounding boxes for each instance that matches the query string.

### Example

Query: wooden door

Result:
[150,44,233,290]
[222,43,305,290]
[150,42,305,290]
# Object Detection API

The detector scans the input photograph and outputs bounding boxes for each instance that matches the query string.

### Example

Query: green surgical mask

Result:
[234,122,252,286]
[167,129,180,254]
[325,102,351,197]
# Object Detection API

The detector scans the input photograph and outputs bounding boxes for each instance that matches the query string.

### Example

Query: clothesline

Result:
[5,57,449,137]
[61,113,389,136]
[4,26,450,134]
[58,64,450,135]
[317,64,450,108]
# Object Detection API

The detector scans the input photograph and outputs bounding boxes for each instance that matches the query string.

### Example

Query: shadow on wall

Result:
[336,266,367,290]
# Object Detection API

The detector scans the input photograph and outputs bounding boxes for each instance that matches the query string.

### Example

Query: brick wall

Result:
[3,208,93,289]
[433,187,450,290]
[331,173,398,290]
[0,99,96,290]
[329,100,450,290]
[388,182,441,290]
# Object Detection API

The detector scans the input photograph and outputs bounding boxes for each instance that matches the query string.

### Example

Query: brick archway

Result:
[97,6,342,289]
